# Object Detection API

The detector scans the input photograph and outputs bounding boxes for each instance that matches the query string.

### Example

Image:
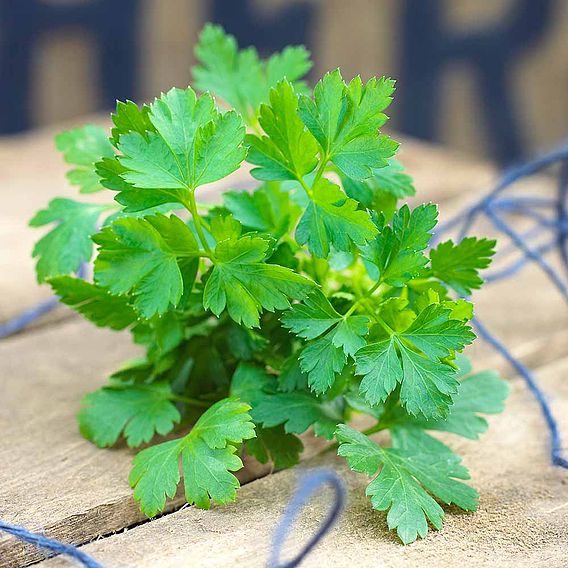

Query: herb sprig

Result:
[31,24,508,544]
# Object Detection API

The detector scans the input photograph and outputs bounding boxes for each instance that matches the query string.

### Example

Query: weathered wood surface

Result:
[40,355,568,568]
[0,320,274,568]
[2,125,567,567]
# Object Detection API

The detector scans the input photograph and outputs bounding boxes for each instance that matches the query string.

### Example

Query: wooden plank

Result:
[0,321,262,567]
[38,354,568,568]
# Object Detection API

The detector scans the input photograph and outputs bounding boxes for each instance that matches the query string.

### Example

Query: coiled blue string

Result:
[2,144,568,565]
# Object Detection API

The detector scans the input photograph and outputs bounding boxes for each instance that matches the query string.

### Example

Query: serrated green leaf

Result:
[299,332,347,394]
[55,125,114,193]
[129,398,255,516]
[204,234,314,327]
[296,178,377,257]
[246,80,318,181]
[355,308,463,419]
[223,183,300,237]
[398,345,459,419]
[49,276,137,330]
[362,203,437,285]
[298,70,398,180]
[398,367,509,440]
[356,337,402,405]
[283,290,369,393]
[94,214,200,318]
[372,159,416,198]
[336,424,478,544]
[193,24,312,123]
[430,237,496,295]
[116,87,246,209]
[401,304,475,359]
[281,288,342,340]
[252,391,340,440]
[30,198,109,282]
[111,100,154,146]
[79,383,181,448]
[230,365,305,469]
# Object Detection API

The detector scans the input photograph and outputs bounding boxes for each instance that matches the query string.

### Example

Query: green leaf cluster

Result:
[31,25,505,544]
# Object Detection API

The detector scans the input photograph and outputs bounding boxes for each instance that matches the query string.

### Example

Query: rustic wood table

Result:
[1,122,567,568]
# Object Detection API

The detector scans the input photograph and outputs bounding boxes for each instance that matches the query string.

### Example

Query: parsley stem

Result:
[297,176,314,199]
[344,279,383,318]
[171,394,211,408]
[361,422,389,436]
[312,155,329,186]
[374,313,395,336]
[185,191,213,255]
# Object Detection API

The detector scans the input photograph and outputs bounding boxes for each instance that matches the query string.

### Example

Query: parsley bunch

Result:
[31,25,508,544]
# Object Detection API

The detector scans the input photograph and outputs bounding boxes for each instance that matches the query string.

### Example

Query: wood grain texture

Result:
[0,319,276,568]
[2,126,567,566]
[39,354,568,568]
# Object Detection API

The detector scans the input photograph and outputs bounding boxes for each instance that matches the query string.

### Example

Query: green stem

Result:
[344,279,383,318]
[361,422,389,436]
[171,394,212,408]
[297,175,314,199]
[185,190,213,255]
[312,155,329,186]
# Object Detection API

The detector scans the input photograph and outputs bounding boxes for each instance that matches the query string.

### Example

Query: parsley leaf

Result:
[430,237,496,295]
[79,383,181,448]
[55,125,114,193]
[396,366,509,440]
[94,214,200,318]
[295,178,377,257]
[117,87,246,208]
[298,70,398,180]
[253,391,341,440]
[129,398,255,515]
[336,424,478,544]
[49,276,137,330]
[355,305,473,418]
[362,203,438,285]
[111,100,154,146]
[30,27,506,543]
[246,80,318,181]
[204,233,314,327]
[193,24,311,123]
[282,290,369,392]
[223,183,300,237]
[30,198,109,282]
[341,159,415,214]
[401,304,476,359]
[230,364,304,468]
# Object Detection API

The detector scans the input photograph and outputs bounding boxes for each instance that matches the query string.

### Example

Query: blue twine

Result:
[0,296,59,339]
[268,469,346,568]
[0,520,103,568]
[0,263,87,340]
[471,318,568,468]
[437,140,568,469]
